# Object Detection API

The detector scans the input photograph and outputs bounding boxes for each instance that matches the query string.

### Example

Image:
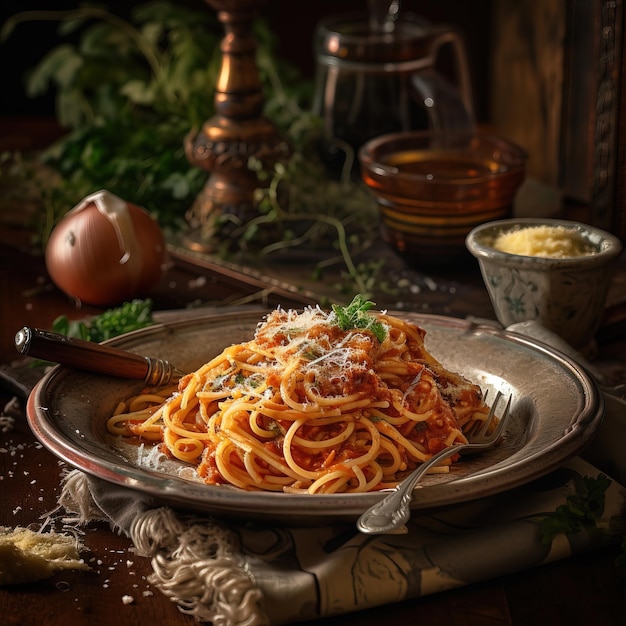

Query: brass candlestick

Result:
[184,0,290,251]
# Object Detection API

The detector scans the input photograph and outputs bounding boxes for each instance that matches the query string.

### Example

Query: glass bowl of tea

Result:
[358,130,527,264]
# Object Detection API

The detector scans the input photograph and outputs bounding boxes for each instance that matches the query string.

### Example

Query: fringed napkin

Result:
[57,455,625,625]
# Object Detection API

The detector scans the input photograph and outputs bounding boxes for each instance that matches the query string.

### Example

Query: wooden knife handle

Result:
[15,326,178,385]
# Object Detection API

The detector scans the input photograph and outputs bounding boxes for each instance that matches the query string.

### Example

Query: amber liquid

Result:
[381,149,505,180]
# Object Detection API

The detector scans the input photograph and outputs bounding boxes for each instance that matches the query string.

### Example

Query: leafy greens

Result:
[539,473,612,543]
[1,1,381,300]
[51,298,155,342]
[331,295,387,342]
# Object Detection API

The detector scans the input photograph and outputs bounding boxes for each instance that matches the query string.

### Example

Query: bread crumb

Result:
[0,526,89,586]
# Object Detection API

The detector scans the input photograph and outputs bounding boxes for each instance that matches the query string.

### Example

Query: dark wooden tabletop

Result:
[1,119,626,626]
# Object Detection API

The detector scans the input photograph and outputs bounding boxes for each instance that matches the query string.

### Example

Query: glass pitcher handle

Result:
[431,28,475,120]
[410,70,475,131]
[410,28,475,131]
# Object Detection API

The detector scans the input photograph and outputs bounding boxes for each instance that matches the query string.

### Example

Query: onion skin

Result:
[45,190,166,306]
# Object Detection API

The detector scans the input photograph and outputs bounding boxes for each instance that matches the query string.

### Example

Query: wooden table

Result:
[1,216,626,626]
[1,115,626,624]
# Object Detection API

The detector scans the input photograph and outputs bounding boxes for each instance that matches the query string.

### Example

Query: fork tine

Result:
[478,390,502,438]
[467,390,509,440]
[357,390,513,534]
[490,393,512,440]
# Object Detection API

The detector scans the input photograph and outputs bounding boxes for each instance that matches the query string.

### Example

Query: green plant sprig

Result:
[52,298,155,342]
[2,1,385,299]
[539,473,613,543]
[244,151,378,295]
[1,2,224,236]
[331,295,387,342]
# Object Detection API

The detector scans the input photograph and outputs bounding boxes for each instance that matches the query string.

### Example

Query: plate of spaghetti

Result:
[27,298,604,524]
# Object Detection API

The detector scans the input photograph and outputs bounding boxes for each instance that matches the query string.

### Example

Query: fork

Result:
[356,390,513,535]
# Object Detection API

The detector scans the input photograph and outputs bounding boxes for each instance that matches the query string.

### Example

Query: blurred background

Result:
[0,1,494,121]
[1,0,624,238]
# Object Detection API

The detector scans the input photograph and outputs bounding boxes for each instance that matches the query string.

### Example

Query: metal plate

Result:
[27,310,604,525]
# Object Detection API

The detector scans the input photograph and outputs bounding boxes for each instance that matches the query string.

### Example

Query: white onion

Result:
[45,190,166,306]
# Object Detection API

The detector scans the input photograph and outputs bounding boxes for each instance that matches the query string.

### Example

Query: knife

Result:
[14,326,183,386]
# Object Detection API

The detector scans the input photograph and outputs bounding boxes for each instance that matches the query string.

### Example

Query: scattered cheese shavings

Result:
[0,526,89,586]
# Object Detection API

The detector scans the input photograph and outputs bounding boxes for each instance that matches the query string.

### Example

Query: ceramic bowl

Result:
[358,130,527,265]
[465,218,624,350]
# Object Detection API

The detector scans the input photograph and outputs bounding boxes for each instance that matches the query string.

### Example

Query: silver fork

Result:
[356,390,513,535]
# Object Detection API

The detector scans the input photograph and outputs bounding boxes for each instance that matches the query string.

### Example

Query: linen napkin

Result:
[57,453,625,626]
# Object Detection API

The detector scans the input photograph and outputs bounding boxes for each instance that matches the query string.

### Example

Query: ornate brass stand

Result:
[184,0,290,251]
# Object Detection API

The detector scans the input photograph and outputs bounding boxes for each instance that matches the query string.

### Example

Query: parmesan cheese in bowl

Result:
[465,218,623,350]
[492,225,596,258]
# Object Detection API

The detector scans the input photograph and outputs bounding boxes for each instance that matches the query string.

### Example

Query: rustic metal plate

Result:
[27,310,603,525]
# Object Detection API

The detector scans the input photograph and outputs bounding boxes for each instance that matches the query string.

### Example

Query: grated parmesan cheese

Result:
[0,526,89,585]
[492,225,596,258]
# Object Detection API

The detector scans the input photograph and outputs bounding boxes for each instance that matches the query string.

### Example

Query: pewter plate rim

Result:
[26,310,603,525]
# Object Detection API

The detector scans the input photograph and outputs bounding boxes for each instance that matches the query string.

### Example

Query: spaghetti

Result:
[107,300,492,494]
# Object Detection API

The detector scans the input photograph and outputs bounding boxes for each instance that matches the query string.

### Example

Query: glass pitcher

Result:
[312,12,475,173]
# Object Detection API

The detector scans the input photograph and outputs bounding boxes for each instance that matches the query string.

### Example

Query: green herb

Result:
[1,2,225,235]
[1,2,313,236]
[539,473,612,543]
[331,295,387,342]
[210,373,229,392]
[52,298,155,342]
[2,1,383,298]
[245,148,380,297]
[300,342,324,361]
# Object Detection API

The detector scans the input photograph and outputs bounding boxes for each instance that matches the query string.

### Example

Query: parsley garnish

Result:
[539,473,612,543]
[28,299,156,369]
[51,299,155,342]
[331,295,387,342]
